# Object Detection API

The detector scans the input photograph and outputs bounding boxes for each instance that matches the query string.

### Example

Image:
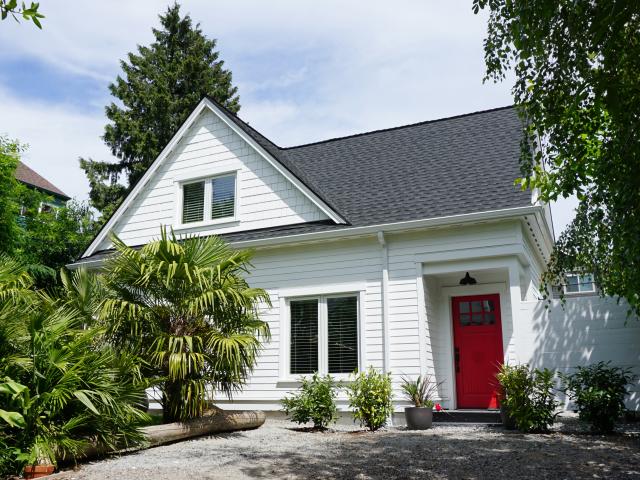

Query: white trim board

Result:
[81,98,346,258]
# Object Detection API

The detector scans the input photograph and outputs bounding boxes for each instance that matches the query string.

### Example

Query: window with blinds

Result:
[211,175,235,219]
[288,294,359,376]
[182,181,205,223]
[327,296,358,374]
[290,299,319,374]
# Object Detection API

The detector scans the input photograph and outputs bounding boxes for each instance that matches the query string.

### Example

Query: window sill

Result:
[174,218,239,231]
[562,291,598,298]
[277,373,356,386]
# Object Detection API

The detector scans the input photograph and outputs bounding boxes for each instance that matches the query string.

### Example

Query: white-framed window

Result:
[285,294,360,377]
[564,273,596,295]
[178,172,237,226]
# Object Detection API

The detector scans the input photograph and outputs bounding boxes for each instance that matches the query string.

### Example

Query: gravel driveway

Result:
[52,417,640,480]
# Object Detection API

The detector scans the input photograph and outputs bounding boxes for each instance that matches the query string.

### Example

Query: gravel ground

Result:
[51,417,640,480]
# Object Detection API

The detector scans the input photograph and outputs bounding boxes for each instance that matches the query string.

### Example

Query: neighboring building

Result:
[70,97,640,414]
[15,161,70,212]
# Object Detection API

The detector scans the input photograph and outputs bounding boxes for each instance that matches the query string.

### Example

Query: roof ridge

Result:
[282,105,516,150]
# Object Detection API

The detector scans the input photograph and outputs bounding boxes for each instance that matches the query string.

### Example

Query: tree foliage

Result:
[0,137,23,254]
[473,1,640,314]
[81,2,240,214]
[99,228,270,422]
[0,138,97,287]
[0,0,44,28]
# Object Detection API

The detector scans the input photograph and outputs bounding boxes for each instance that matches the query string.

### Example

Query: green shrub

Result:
[347,367,393,431]
[562,362,635,433]
[400,375,439,408]
[281,373,338,429]
[497,364,558,432]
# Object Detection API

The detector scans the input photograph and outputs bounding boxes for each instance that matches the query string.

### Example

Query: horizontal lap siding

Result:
[217,238,383,405]
[518,297,640,409]
[386,223,521,400]
[105,110,327,249]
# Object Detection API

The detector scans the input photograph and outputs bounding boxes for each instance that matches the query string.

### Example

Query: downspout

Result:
[377,231,390,373]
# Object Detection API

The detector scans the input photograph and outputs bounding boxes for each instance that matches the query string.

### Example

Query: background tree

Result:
[100,229,269,423]
[0,137,97,287]
[0,137,22,254]
[16,195,98,288]
[81,2,240,215]
[473,1,640,314]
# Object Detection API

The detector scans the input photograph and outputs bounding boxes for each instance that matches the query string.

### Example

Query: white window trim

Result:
[278,288,366,383]
[563,273,596,296]
[174,169,240,230]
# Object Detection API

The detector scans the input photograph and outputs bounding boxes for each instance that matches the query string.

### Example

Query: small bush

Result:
[347,367,393,431]
[281,372,338,429]
[497,364,558,432]
[562,361,635,433]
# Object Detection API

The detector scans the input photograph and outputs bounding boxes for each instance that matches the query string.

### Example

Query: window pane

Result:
[290,300,318,375]
[471,301,482,312]
[460,313,471,326]
[566,275,580,293]
[579,274,594,292]
[460,302,470,313]
[483,300,495,312]
[211,175,235,219]
[182,181,205,223]
[327,296,358,374]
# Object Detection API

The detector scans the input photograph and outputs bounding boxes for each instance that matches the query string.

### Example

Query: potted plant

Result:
[401,375,439,430]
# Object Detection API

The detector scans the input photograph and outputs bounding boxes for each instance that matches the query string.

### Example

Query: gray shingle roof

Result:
[75,101,531,266]
[213,97,531,226]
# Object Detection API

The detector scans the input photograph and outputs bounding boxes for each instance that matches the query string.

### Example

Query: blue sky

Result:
[0,0,577,234]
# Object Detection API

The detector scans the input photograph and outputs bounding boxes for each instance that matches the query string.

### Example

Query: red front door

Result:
[452,294,503,409]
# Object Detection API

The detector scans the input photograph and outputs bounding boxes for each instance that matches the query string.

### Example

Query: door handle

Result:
[454,347,460,373]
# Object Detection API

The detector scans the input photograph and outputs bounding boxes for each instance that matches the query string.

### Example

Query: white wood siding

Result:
[518,297,640,410]
[216,237,383,410]
[100,110,327,250]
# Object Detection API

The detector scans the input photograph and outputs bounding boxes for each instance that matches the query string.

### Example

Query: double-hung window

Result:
[180,173,236,225]
[288,295,359,376]
[564,273,596,295]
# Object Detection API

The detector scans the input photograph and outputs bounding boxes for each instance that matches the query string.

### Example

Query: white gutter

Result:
[229,205,542,249]
[377,231,390,374]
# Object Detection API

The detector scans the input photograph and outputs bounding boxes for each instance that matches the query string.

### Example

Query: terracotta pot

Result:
[404,406,433,430]
[23,464,55,479]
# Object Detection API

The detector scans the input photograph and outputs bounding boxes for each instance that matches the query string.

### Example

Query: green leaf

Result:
[0,408,26,428]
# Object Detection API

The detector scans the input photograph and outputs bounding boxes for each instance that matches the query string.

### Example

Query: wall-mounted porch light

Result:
[459,272,477,285]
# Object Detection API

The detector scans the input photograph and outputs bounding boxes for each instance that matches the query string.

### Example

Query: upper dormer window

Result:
[180,173,236,225]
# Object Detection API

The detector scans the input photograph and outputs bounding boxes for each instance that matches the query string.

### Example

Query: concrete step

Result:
[433,409,501,424]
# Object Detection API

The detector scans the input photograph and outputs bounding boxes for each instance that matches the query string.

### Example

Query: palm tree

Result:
[0,255,148,475]
[100,229,270,422]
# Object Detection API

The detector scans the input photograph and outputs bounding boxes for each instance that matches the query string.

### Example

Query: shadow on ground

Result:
[237,427,640,480]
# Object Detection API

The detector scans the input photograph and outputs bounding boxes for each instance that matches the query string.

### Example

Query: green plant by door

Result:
[496,364,558,433]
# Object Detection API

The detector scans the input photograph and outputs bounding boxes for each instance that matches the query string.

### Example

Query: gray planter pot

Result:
[404,407,433,430]
[500,404,517,430]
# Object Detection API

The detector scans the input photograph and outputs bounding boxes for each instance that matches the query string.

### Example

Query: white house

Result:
[71,97,640,413]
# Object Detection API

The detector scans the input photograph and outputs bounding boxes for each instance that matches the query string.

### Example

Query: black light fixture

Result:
[459,272,477,285]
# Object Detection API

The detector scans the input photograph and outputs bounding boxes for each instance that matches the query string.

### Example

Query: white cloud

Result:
[0,85,115,201]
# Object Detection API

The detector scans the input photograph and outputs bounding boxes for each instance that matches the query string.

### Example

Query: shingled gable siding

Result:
[102,110,328,250]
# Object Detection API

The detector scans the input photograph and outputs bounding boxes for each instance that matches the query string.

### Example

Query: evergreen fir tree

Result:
[81,3,240,214]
